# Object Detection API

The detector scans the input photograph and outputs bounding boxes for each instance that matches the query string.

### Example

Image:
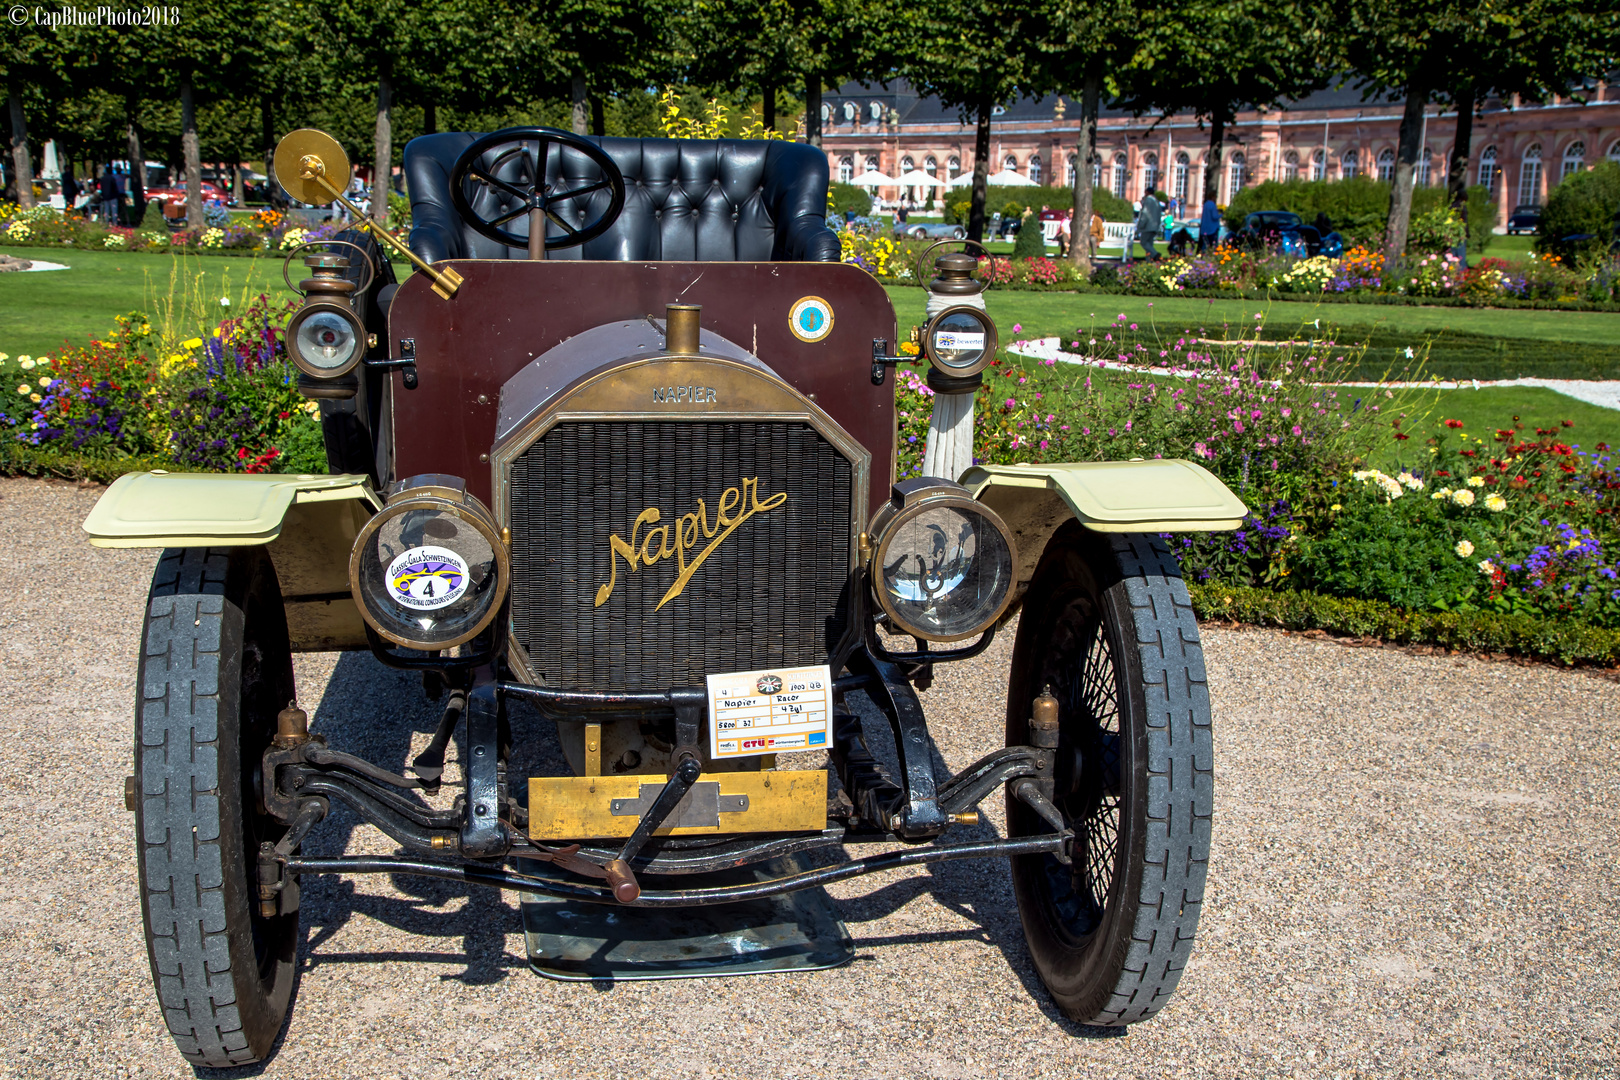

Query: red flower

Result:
[1443,419,1463,428]
[1561,419,1574,427]
[237,447,249,460]
[1394,433,1409,441]
[277,411,290,420]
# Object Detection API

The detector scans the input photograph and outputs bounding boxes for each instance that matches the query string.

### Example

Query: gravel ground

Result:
[1,475,1617,1079]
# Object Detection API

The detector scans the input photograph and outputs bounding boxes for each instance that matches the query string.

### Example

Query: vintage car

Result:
[892,219,968,240]
[85,126,1244,1067]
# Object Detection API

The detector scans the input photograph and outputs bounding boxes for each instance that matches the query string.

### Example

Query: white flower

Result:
[16,383,31,395]
[1451,489,1475,507]
[18,358,33,370]
[1484,493,1507,512]
[1465,476,1485,488]
[1431,488,1451,501]
[1478,560,1497,576]
[1397,471,1424,490]
[1455,539,1475,558]
[219,297,230,307]
[1404,346,1415,358]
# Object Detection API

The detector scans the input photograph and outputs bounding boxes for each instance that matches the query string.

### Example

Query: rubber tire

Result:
[135,547,300,1067]
[1005,524,1212,1026]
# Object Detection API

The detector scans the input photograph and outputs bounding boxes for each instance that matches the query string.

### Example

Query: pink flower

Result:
[1291,425,1302,436]
[1012,323,1022,332]
[1039,439,1048,449]
[1004,398,1016,408]
[1233,420,1245,433]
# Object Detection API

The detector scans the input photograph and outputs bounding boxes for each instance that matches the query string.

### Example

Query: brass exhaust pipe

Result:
[666,303,701,355]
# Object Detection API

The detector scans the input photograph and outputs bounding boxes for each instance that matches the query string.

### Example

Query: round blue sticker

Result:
[788,296,834,343]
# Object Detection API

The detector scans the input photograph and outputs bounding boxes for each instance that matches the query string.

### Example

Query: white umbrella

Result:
[896,169,946,189]
[986,168,1038,187]
[850,171,897,187]
[945,172,976,188]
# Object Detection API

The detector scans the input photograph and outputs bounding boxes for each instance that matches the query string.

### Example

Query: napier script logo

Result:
[595,478,788,611]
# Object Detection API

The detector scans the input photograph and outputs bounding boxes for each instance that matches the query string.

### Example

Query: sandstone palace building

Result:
[818,78,1620,219]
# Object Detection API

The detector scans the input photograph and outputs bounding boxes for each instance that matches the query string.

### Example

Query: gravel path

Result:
[1,475,1616,1079]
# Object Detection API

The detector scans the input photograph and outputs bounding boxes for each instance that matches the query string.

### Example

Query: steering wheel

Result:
[448,126,626,252]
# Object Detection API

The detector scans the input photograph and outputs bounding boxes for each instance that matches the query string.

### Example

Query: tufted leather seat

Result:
[405,133,841,263]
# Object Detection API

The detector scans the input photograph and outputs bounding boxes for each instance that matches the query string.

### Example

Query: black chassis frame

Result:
[257,555,1072,914]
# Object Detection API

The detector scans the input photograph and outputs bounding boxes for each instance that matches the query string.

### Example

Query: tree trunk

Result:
[1384,80,1427,264]
[762,80,775,132]
[1070,68,1100,272]
[374,69,393,225]
[1447,86,1474,260]
[126,119,146,221]
[1203,107,1228,205]
[591,94,605,137]
[232,160,244,208]
[424,101,437,135]
[805,74,822,147]
[968,96,992,242]
[8,85,35,209]
[181,76,203,228]
[261,95,281,208]
[571,74,588,136]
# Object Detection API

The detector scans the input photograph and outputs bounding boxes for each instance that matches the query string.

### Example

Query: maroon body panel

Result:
[388,260,898,512]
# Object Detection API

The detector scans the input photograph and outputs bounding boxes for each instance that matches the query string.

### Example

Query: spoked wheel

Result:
[134,548,300,1066]
[1005,523,1212,1026]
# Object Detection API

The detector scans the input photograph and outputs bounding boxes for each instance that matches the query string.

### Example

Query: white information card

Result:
[705,664,833,760]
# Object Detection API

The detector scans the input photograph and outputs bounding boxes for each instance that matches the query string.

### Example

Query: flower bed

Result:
[0,299,327,478]
[0,202,400,258]
[894,315,1620,662]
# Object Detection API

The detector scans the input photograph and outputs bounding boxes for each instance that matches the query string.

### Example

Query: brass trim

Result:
[347,485,512,650]
[867,486,1020,644]
[665,303,701,355]
[527,769,827,840]
[923,304,998,377]
[787,295,835,343]
[490,353,870,688]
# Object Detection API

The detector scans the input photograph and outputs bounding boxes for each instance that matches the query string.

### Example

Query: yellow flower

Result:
[16,383,31,395]
[182,337,203,350]
[1465,476,1485,488]
[1330,503,1342,511]
[1484,493,1507,512]
[1454,539,1475,557]
[28,393,40,403]
[17,354,30,365]
[1451,489,1475,507]
[18,359,33,370]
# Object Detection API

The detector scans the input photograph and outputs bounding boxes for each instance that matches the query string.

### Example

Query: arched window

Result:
[1377,148,1396,184]
[1003,153,1018,173]
[1028,155,1041,184]
[864,154,880,174]
[1172,152,1190,202]
[901,155,915,173]
[1141,151,1159,195]
[1092,157,1102,188]
[838,157,854,184]
[842,102,857,123]
[820,103,832,125]
[1518,143,1542,206]
[1227,152,1246,200]
[1067,153,1077,188]
[1415,148,1432,188]
[1341,149,1358,180]
[924,155,938,175]
[1310,148,1326,182]
[1112,154,1127,197]
[1478,146,1498,197]
[1609,140,1620,165]
[1561,140,1586,181]
[948,155,961,177]
[869,101,883,121]
[1282,150,1300,182]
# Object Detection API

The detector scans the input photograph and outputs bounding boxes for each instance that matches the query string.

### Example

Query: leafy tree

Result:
[1539,160,1620,261]
[894,0,1045,240]
[0,19,62,207]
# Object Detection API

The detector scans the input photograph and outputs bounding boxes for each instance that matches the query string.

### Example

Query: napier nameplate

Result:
[593,476,787,610]
[608,782,749,829]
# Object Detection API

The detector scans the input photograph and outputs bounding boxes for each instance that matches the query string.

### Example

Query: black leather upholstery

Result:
[405,133,841,263]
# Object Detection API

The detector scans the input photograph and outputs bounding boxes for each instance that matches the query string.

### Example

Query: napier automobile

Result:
[85,126,1245,1066]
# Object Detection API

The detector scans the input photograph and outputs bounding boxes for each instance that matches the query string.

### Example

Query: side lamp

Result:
[921,251,997,391]
[287,252,367,399]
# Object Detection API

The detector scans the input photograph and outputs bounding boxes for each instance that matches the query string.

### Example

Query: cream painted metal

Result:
[960,459,1246,608]
[84,472,379,547]
[919,288,985,483]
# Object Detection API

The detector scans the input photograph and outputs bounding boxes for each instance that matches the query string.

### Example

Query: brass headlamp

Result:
[286,252,367,395]
[919,247,998,388]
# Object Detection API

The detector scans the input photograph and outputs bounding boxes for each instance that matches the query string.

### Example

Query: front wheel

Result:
[134,547,300,1067]
[1005,524,1212,1026]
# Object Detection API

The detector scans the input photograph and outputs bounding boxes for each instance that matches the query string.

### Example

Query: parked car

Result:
[1232,210,1344,257]
[892,220,967,240]
[85,124,1246,1068]
[1506,205,1541,235]
[144,180,229,210]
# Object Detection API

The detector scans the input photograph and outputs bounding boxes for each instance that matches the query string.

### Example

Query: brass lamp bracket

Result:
[273,128,465,301]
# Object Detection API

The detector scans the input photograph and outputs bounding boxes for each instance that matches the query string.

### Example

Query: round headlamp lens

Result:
[292,309,360,374]
[351,484,508,650]
[877,500,1014,640]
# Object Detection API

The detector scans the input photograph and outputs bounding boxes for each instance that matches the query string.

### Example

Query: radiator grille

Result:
[507,421,855,691]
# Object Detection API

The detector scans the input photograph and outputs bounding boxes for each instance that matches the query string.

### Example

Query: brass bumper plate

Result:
[527,769,827,841]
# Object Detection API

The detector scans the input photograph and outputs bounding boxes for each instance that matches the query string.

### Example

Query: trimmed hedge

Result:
[978,279,1620,312]
[1188,582,1620,667]
[0,442,173,485]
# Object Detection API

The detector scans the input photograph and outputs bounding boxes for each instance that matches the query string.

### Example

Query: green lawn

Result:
[0,246,300,358]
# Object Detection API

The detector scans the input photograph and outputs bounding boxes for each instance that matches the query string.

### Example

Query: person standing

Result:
[1135,191,1163,261]
[1198,199,1222,254]
[1089,210,1104,258]
[98,167,120,224]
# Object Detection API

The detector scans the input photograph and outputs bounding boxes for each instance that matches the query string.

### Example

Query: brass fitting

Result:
[274,701,311,748]
[666,303,701,355]
[951,811,980,826]
[1029,686,1060,749]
